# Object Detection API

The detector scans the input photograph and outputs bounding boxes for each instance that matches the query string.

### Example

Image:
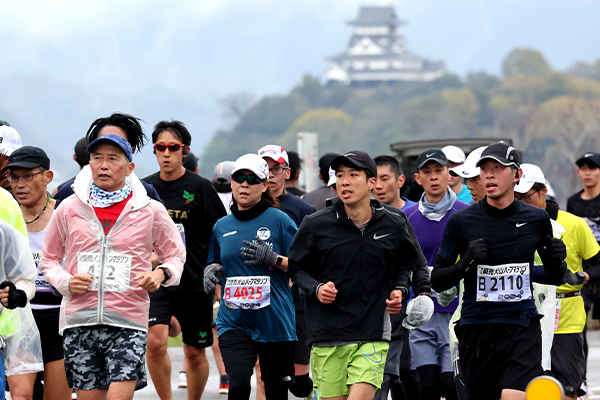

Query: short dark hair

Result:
[287,151,302,180]
[338,159,375,181]
[74,137,90,168]
[374,155,402,178]
[152,120,192,148]
[87,113,148,153]
[183,151,198,172]
[0,120,10,127]
[531,182,546,192]
[319,152,339,184]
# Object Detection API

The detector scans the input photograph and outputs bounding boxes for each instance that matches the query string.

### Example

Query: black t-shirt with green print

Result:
[144,170,227,290]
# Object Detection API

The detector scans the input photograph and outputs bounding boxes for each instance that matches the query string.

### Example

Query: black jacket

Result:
[288,197,429,344]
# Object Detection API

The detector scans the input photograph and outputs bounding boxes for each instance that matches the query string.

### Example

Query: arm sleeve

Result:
[402,214,430,295]
[151,205,186,287]
[288,218,322,300]
[431,213,466,292]
[536,216,567,281]
[585,252,600,283]
[2,223,37,300]
[207,229,222,266]
[531,263,564,285]
[40,207,73,296]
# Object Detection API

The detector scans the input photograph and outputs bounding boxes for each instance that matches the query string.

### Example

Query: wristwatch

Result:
[158,267,172,283]
[275,255,284,266]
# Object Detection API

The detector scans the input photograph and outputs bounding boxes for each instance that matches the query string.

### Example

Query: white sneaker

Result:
[178,371,187,388]
[580,381,588,395]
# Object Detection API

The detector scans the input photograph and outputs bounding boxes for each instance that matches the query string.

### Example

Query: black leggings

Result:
[219,330,295,400]
[417,364,458,400]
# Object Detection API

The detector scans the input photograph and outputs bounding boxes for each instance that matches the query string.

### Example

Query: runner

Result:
[0,124,22,190]
[374,155,415,210]
[54,113,162,203]
[566,151,600,393]
[52,137,89,196]
[257,144,317,400]
[5,146,71,400]
[449,146,486,204]
[285,151,305,197]
[143,120,227,400]
[431,142,568,400]
[301,152,339,210]
[404,149,468,400]
[40,133,186,400]
[203,153,297,399]
[213,161,235,215]
[289,150,430,400]
[442,146,472,204]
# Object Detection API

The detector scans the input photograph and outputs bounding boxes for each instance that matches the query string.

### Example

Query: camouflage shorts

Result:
[63,326,147,390]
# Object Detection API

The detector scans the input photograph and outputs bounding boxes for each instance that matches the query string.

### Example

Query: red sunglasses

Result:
[154,142,185,152]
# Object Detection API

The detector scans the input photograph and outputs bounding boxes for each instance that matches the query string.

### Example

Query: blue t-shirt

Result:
[401,197,416,210]
[208,207,298,342]
[456,185,473,205]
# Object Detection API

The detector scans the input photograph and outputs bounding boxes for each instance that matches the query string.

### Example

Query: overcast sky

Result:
[1,0,599,184]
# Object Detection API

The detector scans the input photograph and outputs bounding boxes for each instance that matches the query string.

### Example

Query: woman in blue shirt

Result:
[204,154,298,400]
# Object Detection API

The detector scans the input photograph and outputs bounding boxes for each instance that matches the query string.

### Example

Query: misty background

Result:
[1,0,600,189]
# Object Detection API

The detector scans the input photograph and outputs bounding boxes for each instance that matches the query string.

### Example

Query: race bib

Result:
[32,251,52,293]
[476,263,531,302]
[176,223,186,247]
[554,299,561,331]
[77,252,132,293]
[223,276,270,310]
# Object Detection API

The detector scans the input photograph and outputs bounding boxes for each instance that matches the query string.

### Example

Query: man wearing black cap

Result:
[289,150,429,400]
[4,146,71,400]
[566,151,600,393]
[431,142,568,400]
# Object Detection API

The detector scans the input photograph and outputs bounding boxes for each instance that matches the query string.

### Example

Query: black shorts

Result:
[456,318,542,400]
[219,329,295,387]
[550,333,585,397]
[32,308,64,364]
[149,287,214,348]
[293,310,310,365]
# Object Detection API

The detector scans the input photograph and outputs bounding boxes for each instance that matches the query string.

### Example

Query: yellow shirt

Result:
[0,187,27,237]
[554,210,600,334]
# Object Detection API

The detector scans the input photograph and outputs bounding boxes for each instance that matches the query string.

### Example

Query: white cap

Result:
[515,163,545,194]
[442,145,466,164]
[257,144,289,165]
[231,154,269,180]
[450,146,486,179]
[0,126,22,156]
[327,167,336,186]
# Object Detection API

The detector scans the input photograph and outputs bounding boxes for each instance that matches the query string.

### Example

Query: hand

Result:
[402,295,434,330]
[317,281,337,304]
[540,236,567,264]
[134,269,165,292]
[241,236,278,267]
[204,264,223,294]
[461,238,487,271]
[436,286,458,307]
[0,281,27,309]
[69,273,94,294]
[386,290,403,314]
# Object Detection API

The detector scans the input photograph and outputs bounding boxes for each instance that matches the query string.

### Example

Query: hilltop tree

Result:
[502,48,551,78]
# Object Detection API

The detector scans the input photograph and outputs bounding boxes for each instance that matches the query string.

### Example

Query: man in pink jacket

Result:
[41,133,186,400]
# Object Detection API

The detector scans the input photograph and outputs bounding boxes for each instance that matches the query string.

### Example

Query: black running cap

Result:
[476,142,520,168]
[576,152,600,168]
[330,150,377,177]
[417,148,448,169]
[1,146,50,172]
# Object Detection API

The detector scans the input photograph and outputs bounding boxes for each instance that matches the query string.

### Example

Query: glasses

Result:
[154,143,185,152]
[518,190,540,204]
[7,170,44,183]
[232,172,263,185]
[269,166,289,176]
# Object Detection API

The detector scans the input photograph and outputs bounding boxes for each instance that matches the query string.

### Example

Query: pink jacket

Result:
[40,167,185,334]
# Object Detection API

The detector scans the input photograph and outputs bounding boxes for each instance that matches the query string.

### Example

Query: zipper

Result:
[98,234,108,324]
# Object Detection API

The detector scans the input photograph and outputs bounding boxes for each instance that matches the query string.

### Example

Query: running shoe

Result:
[218,382,229,394]
[177,371,187,388]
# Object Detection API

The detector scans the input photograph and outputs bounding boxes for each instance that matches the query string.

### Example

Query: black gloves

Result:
[241,236,278,267]
[539,236,567,281]
[460,239,487,272]
[203,264,223,294]
[0,281,27,309]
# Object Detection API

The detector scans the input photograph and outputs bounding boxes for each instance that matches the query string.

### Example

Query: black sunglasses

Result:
[154,142,185,152]
[232,172,263,185]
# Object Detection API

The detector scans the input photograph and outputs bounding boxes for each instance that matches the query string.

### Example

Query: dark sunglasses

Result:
[154,142,185,152]
[232,172,263,185]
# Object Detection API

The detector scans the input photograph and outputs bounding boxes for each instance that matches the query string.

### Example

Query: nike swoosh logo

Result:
[361,343,383,364]
[373,233,391,240]
[426,153,435,157]
[516,222,528,227]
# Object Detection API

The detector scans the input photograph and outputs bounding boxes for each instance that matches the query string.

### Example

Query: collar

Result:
[277,188,288,202]
[482,196,519,218]
[231,199,270,221]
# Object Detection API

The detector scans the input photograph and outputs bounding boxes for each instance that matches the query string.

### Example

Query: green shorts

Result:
[311,342,389,398]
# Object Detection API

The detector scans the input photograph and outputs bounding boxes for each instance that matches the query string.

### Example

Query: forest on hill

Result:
[199,48,600,203]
